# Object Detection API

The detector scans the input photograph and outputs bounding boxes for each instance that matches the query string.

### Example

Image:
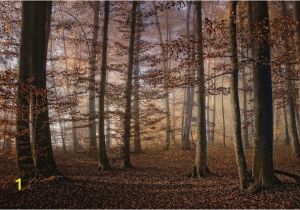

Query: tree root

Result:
[274,170,300,184]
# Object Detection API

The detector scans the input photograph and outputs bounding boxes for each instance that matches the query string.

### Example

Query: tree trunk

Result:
[229,1,248,189]
[105,103,111,149]
[16,2,36,179]
[122,1,137,168]
[221,75,226,147]
[192,1,209,177]
[211,70,216,143]
[88,1,100,159]
[133,2,142,153]
[28,1,58,177]
[98,1,111,171]
[181,2,192,150]
[249,1,278,191]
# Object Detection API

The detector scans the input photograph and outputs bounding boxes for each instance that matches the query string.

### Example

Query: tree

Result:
[229,1,248,189]
[192,1,210,177]
[122,1,137,168]
[16,1,58,178]
[98,1,111,171]
[89,1,100,159]
[248,1,279,191]
[133,2,142,153]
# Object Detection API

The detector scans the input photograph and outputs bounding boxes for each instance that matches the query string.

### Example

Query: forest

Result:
[0,1,300,209]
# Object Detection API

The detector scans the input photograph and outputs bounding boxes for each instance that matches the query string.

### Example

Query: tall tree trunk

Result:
[153,2,171,150]
[211,69,216,143]
[221,74,226,147]
[229,1,248,189]
[192,1,209,177]
[88,1,100,159]
[283,102,290,145]
[98,1,111,171]
[249,1,278,191]
[206,59,211,142]
[29,1,57,177]
[122,1,137,168]
[133,2,142,153]
[16,2,36,179]
[171,90,176,144]
[181,2,192,150]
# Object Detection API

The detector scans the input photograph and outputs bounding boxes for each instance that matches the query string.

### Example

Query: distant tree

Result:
[122,1,137,168]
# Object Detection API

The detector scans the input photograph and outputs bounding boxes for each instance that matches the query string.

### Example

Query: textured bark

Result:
[133,2,142,153]
[206,58,211,142]
[27,1,58,177]
[105,104,111,150]
[153,2,171,150]
[211,70,216,143]
[249,1,278,191]
[229,1,248,189]
[122,1,137,168]
[88,1,100,159]
[98,1,111,171]
[192,1,209,177]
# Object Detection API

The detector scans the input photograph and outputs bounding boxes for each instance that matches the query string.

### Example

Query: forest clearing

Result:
[0,145,299,208]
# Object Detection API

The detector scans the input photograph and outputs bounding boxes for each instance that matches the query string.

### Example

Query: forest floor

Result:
[0,144,299,208]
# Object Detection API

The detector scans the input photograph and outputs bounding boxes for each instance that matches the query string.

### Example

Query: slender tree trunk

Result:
[171,90,176,144]
[206,59,211,142]
[133,2,142,153]
[229,1,248,189]
[192,1,209,177]
[283,102,290,145]
[122,1,137,168]
[249,1,278,191]
[181,2,192,150]
[153,2,171,150]
[211,70,216,143]
[88,1,100,159]
[98,1,111,171]
[221,75,226,147]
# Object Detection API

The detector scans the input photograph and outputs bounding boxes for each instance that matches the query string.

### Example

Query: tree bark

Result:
[98,1,111,171]
[221,75,226,147]
[249,1,278,191]
[122,1,137,168]
[229,1,248,189]
[192,1,209,177]
[133,2,142,153]
[28,1,58,177]
[88,1,100,159]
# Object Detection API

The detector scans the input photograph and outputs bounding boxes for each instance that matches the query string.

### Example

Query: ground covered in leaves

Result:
[0,144,299,208]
